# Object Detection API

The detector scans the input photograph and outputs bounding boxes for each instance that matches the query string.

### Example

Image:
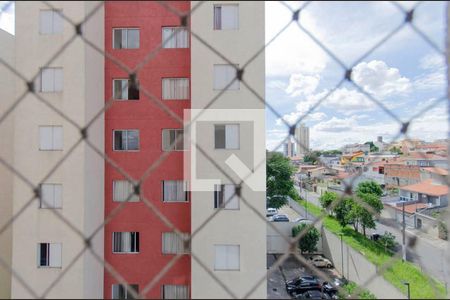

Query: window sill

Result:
[112,252,140,254]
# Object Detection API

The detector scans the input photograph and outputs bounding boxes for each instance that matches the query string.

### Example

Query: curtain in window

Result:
[224,184,239,209]
[162,232,187,254]
[163,181,186,202]
[215,245,239,270]
[49,243,62,267]
[163,285,189,299]
[114,181,139,202]
[162,78,189,100]
[213,65,239,90]
[162,27,188,48]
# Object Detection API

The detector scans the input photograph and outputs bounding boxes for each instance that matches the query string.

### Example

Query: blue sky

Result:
[1,2,447,152]
[265,1,447,151]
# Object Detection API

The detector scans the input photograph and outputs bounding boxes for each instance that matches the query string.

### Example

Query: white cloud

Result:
[352,60,411,98]
[325,87,375,113]
[285,73,320,97]
[419,53,445,71]
[314,116,358,132]
[276,111,326,126]
[267,80,287,90]
[414,54,446,91]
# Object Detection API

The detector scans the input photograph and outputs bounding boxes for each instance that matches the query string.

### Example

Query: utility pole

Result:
[402,201,406,262]
[305,189,308,219]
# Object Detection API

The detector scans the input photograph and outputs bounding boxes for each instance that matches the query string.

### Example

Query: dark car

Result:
[294,290,331,299]
[322,277,348,296]
[286,276,322,295]
[271,214,290,222]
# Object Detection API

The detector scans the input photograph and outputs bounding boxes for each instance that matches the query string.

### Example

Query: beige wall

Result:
[190,1,266,298]
[0,28,15,299]
[10,2,104,298]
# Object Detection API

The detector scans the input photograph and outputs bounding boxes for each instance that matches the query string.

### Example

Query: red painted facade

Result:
[104,1,191,298]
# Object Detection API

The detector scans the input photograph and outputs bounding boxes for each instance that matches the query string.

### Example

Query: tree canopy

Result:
[292,223,320,253]
[266,152,297,208]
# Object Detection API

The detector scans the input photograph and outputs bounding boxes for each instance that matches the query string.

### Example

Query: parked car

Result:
[266,207,278,217]
[294,290,331,299]
[271,214,290,222]
[286,275,322,295]
[293,217,313,224]
[309,255,333,268]
[322,277,348,296]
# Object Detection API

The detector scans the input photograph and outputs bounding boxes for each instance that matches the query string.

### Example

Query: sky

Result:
[0,1,447,152]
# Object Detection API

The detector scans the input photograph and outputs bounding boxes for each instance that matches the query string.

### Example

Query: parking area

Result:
[267,254,342,299]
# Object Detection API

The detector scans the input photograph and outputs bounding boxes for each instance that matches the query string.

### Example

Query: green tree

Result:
[378,231,396,252]
[292,223,320,254]
[333,197,354,228]
[389,146,403,154]
[303,150,321,164]
[319,191,338,214]
[266,152,297,208]
[356,181,383,197]
[364,141,379,153]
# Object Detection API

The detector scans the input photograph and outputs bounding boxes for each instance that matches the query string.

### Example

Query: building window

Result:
[162,27,189,48]
[214,124,239,149]
[112,232,139,253]
[113,130,139,151]
[113,79,139,100]
[214,245,239,271]
[40,184,62,208]
[214,4,239,30]
[40,67,63,92]
[39,10,63,34]
[162,180,189,202]
[112,284,139,299]
[214,184,239,209]
[162,285,189,299]
[213,64,239,90]
[113,28,140,49]
[162,129,184,151]
[39,126,63,151]
[37,243,62,268]
[162,232,189,254]
[113,180,139,202]
[162,78,189,100]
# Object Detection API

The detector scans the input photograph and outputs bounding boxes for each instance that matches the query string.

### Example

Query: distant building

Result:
[342,143,370,155]
[295,123,310,156]
[283,138,295,158]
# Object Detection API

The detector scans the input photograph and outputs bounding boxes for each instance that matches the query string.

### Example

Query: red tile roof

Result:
[389,203,430,214]
[421,167,448,176]
[400,179,448,196]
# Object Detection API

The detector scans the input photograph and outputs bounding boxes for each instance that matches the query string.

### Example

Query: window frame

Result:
[112,79,140,100]
[39,9,64,35]
[37,243,62,268]
[161,77,190,100]
[112,232,140,254]
[111,284,139,299]
[214,184,240,210]
[162,180,190,203]
[161,232,190,255]
[113,180,140,202]
[213,4,239,31]
[161,26,189,49]
[213,64,240,91]
[214,244,240,271]
[113,129,140,152]
[39,183,63,209]
[162,129,185,152]
[214,124,240,150]
[39,125,63,151]
[39,67,64,93]
[112,28,140,49]
[161,285,190,299]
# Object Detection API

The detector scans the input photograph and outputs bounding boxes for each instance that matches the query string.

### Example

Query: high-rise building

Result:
[283,138,295,158]
[295,123,309,156]
[0,1,265,298]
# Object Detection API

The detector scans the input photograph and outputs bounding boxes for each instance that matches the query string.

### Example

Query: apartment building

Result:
[295,123,310,156]
[0,1,265,299]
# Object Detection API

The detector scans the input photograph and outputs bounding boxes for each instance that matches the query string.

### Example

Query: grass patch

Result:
[296,199,447,299]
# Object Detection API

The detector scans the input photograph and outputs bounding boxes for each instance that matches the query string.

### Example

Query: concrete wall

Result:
[10,2,104,298]
[190,1,266,298]
[0,28,15,299]
[267,221,323,254]
[321,228,405,299]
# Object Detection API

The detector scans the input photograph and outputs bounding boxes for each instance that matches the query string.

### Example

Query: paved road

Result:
[295,186,449,286]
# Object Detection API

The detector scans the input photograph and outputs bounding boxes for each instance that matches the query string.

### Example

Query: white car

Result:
[309,255,333,268]
[266,208,278,217]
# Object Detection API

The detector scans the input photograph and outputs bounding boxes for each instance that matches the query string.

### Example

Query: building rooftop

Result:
[399,179,448,196]
[388,202,430,214]
[404,152,447,161]
[421,167,448,176]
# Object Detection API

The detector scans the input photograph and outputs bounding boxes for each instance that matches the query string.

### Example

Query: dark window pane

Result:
[40,243,48,266]
[214,6,222,30]
[128,79,139,100]
[114,29,122,49]
[175,130,184,150]
[114,131,124,150]
[215,125,225,149]
[118,284,126,299]
[127,131,139,150]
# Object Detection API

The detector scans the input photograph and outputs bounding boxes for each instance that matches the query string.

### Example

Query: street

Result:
[294,186,449,287]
